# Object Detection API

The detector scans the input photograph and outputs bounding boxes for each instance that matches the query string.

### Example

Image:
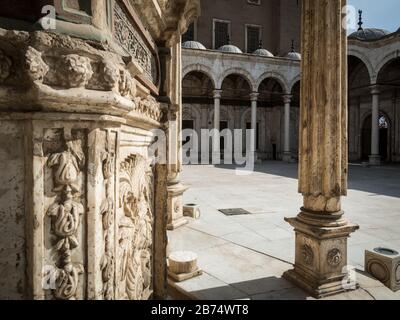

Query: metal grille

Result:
[247,26,261,53]
[214,21,229,49]
[219,208,252,216]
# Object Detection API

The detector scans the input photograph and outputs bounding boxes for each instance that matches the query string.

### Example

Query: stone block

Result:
[183,204,201,219]
[365,247,400,292]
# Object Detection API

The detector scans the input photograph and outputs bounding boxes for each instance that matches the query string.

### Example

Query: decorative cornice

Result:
[0,29,163,126]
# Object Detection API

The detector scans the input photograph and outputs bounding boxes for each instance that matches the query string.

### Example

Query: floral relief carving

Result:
[0,49,12,83]
[327,249,342,267]
[100,134,115,300]
[134,96,162,122]
[25,46,49,82]
[57,54,93,88]
[46,131,86,300]
[301,244,314,266]
[113,2,156,84]
[118,154,154,300]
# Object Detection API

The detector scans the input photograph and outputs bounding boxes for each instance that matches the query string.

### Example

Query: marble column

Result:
[212,89,222,161]
[283,94,292,162]
[369,86,381,165]
[250,92,259,161]
[283,0,359,298]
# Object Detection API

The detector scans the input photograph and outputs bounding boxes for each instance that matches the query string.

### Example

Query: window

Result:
[246,25,261,53]
[213,19,230,49]
[182,22,196,42]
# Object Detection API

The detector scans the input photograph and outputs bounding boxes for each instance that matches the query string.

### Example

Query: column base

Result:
[369,155,381,166]
[282,152,292,162]
[211,152,221,164]
[167,183,189,231]
[283,268,359,299]
[284,213,359,299]
[167,217,189,231]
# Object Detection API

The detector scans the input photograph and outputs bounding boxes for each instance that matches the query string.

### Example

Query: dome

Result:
[218,44,243,54]
[286,51,301,60]
[253,48,274,57]
[285,40,301,60]
[182,41,206,50]
[348,28,391,41]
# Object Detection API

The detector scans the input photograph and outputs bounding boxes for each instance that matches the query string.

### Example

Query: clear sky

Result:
[348,0,399,33]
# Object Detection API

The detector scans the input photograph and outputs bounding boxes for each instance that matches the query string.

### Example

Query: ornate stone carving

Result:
[396,264,400,283]
[118,154,153,300]
[0,49,12,83]
[135,96,162,122]
[102,61,136,98]
[46,132,85,300]
[113,2,156,84]
[57,54,93,88]
[100,144,115,300]
[301,244,314,266]
[327,249,342,267]
[25,46,49,82]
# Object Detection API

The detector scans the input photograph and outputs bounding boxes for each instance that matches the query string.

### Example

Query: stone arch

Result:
[376,52,400,83]
[217,68,256,91]
[255,71,290,94]
[288,74,301,93]
[182,104,201,122]
[182,64,217,88]
[347,48,375,83]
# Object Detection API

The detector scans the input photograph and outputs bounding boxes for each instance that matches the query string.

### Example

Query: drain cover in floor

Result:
[218,208,252,216]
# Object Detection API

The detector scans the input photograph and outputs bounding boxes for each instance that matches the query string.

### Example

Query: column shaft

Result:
[283,0,359,298]
[283,95,292,162]
[369,87,381,165]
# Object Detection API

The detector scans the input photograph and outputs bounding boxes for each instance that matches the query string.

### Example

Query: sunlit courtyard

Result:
[169,162,400,299]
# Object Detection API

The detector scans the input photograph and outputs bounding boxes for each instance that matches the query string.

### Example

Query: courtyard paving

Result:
[168,161,400,300]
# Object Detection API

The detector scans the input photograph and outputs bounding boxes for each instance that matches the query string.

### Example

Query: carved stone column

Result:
[165,40,189,231]
[283,0,359,298]
[369,86,381,165]
[212,89,222,161]
[282,94,292,162]
[250,92,259,161]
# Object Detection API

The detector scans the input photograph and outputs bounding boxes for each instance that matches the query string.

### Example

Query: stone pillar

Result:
[166,40,189,231]
[212,89,222,160]
[283,0,359,298]
[283,94,292,162]
[250,92,259,161]
[369,86,381,165]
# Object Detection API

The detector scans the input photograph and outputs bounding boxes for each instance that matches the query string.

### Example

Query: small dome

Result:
[182,41,206,50]
[253,48,274,57]
[286,51,301,60]
[218,44,243,54]
[348,28,390,41]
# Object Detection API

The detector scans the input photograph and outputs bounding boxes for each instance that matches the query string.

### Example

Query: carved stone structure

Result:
[283,0,359,298]
[0,0,199,300]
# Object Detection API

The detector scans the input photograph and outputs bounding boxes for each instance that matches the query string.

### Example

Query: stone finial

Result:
[358,10,364,31]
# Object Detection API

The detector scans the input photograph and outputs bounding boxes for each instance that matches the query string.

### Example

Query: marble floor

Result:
[168,161,400,300]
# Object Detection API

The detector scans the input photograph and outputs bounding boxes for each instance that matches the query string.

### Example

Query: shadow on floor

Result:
[182,276,309,300]
[211,161,400,198]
